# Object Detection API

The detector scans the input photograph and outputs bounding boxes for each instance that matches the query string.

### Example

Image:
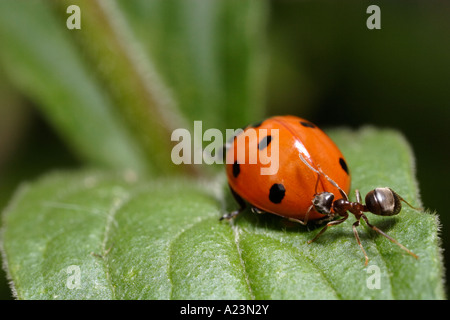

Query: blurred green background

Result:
[0,0,449,299]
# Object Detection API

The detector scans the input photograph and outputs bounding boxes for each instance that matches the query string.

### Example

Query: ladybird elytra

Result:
[225,115,351,221]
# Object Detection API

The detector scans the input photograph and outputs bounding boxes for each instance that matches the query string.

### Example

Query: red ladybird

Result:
[224,115,351,222]
[222,115,418,265]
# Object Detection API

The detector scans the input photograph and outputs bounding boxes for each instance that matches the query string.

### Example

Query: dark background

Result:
[269,1,450,293]
[266,1,450,297]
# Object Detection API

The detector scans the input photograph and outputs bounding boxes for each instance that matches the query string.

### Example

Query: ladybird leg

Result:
[220,185,246,221]
[352,219,369,266]
[307,213,348,244]
[361,214,418,259]
[251,207,265,214]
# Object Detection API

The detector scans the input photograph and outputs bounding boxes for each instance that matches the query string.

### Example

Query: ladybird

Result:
[223,115,351,222]
[222,115,418,265]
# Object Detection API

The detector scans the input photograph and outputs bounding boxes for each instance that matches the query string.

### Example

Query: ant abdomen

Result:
[365,187,402,216]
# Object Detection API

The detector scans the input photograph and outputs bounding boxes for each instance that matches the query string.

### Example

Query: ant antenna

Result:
[298,153,349,201]
[396,193,423,212]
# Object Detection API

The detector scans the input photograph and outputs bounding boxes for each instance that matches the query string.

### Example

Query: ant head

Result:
[365,187,402,216]
[312,192,335,215]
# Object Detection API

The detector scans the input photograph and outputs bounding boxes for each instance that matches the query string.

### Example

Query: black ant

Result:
[222,152,420,265]
[294,154,420,266]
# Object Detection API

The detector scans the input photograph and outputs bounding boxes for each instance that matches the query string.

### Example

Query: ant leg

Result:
[220,185,246,221]
[289,205,314,225]
[352,220,369,266]
[361,214,418,259]
[308,213,348,244]
[355,189,362,203]
[299,154,349,200]
[314,171,321,194]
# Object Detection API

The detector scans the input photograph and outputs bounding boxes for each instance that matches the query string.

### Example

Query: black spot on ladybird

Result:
[300,121,316,128]
[233,161,240,178]
[269,183,285,204]
[339,157,349,175]
[258,135,272,150]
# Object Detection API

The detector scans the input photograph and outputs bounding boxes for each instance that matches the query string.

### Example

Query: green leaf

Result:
[1,128,445,299]
[0,0,268,175]
[116,0,269,131]
[0,0,149,174]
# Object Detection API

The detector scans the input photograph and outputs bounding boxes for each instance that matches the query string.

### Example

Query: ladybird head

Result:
[312,192,334,215]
